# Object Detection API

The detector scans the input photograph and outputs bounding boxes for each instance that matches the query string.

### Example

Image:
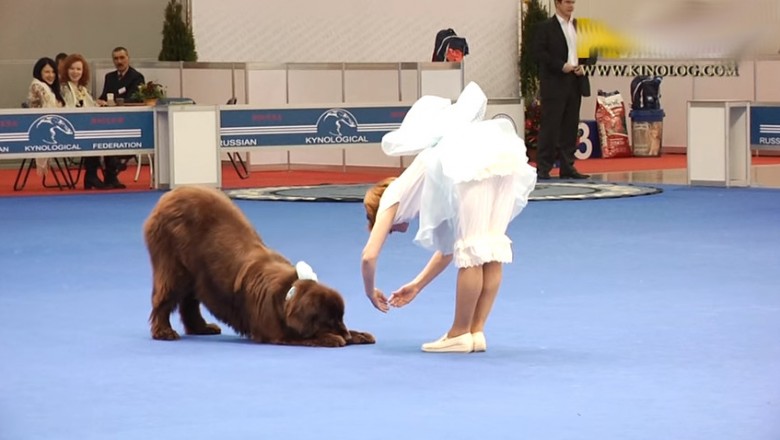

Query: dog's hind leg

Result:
[180,294,221,336]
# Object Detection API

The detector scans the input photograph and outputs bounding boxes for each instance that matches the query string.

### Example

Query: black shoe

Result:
[537,171,551,180]
[84,175,109,190]
[103,172,127,189]
[104,177,126,189]
[559,169,590,180]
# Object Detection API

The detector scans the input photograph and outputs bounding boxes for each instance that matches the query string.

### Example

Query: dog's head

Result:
[284,280,350,340]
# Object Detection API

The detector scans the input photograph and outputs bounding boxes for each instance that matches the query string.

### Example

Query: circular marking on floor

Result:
[225,182,662,202]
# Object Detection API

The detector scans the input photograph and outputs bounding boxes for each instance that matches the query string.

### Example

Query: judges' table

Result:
[0,106,155,190]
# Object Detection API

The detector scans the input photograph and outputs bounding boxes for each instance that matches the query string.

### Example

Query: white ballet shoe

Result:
[472,332,487,352]
[421,332,474,353]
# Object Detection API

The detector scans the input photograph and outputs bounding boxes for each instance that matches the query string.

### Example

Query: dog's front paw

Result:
[317,334,348,348]
[152,327,180,341]
[186,323,222,335]
[348,330,376,345]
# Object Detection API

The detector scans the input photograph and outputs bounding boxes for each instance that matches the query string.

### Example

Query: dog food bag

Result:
[595,91,632,158]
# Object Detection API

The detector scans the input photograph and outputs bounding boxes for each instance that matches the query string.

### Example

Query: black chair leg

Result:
[66,158,84,189]
[53,158,75,189]
[13,159,35,191]
[41,158,72,190]
[228,152,250,179]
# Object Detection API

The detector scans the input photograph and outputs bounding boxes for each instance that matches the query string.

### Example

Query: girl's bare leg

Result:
[447,265,483,337]
[470,261,502,333]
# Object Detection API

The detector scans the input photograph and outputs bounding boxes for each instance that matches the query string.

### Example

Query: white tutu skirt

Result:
[413,118,537,267]
[381,82,537,267]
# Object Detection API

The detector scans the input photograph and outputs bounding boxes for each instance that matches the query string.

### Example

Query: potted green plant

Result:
[132,81,166,106]
[519,0,549,160]
[159,0,198,62]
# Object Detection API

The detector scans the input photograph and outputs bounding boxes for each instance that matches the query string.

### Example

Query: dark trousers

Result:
[83,156,124,181]
[537,76,582,174]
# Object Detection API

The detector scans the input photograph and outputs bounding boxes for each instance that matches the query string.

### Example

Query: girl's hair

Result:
[363,177,396,230]
[59,53,90,87]
[32,57,64,105]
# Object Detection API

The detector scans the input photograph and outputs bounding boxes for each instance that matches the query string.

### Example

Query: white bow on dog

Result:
[286,261,319,301]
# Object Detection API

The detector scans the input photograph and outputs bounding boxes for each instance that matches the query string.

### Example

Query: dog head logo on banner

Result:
[312,109,367,144]
[28,115,76,145]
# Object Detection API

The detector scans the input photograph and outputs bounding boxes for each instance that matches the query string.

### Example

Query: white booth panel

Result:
[182,68,235,105]
[155,110,171,188]
[168,106,221,188]
[728,105,750,186]
[688,103,727,182]
[246,69,288,105]
[755,59,780,102]
[344,67,401,103]
[287,68,343,104]
[687,101,750,187]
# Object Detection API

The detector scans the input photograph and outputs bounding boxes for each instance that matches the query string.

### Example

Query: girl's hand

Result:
[367,288,389,313]
[388,282,421,308]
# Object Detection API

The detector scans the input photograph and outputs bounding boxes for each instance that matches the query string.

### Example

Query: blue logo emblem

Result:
[28,115,76,145]
[316,109,359,137]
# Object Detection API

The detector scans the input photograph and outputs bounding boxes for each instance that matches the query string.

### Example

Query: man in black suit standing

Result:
[95,47,146,189]
[533,0,591,180]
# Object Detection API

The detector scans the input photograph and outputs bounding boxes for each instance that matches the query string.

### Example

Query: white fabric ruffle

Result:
[453,235,513,268]
[381,82,488,157]
[380,81,537,267]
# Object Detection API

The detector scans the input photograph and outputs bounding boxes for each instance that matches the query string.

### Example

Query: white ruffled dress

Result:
[379,82,537,268]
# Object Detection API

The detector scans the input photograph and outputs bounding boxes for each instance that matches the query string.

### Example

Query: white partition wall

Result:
[344,64,402,103]
[400,68,420,102]
[287,65,344,104]
[687,101,751,187]
[755,58,780,102]
[239,63,463,169]
[693,61,754,101]
[190,0,520,99]
[420,64,465,101]
[245,65,288,105]
[181,63,237,105]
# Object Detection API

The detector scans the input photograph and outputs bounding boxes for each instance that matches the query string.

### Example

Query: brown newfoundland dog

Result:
[143,185,375,347]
